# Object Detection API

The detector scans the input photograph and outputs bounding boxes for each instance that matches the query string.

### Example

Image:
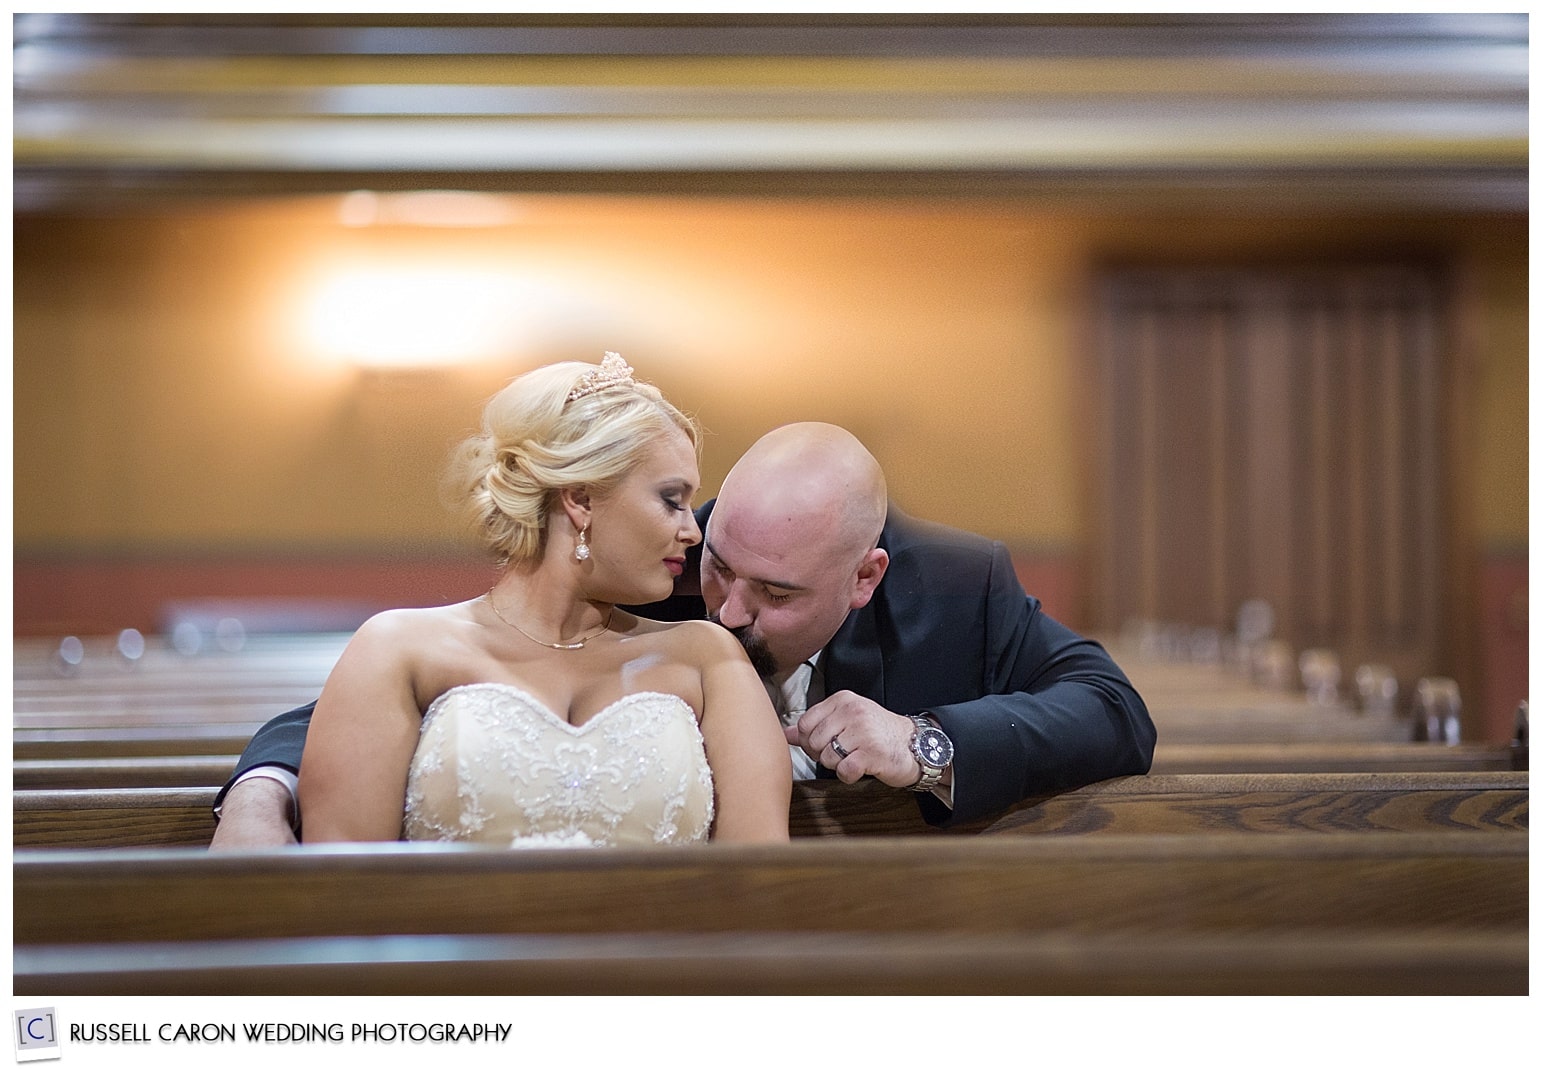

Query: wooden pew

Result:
[14,724,264,760]
[13,834,1526,944]
[12,631,347,676]
[15,927,1524,996]
[15,798,1526,993]
[1113,643,1423,744]
[14,740,1520,792]
[1148,709,1414,744]
[1150,741,1525,774]
[14,755,239,790]
[15,788,218,849]
[16,785,1525,996]
[792,772,1528,837]
[16,773,1527,849]
[15,694,320,723]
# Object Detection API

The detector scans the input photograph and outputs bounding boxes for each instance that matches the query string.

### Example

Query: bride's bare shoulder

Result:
[619,615,743,660]
[347,602,479,646]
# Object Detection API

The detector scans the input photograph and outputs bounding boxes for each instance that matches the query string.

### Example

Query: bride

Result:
[298,353,791,846]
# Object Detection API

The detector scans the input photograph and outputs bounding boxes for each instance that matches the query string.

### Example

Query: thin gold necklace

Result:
[484,592,614,650]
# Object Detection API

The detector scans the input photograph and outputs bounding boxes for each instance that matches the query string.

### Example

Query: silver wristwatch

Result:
[907,715,954,792]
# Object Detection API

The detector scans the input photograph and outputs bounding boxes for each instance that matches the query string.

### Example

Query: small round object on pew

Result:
[214,617,246,653]
[54,635,85,675]
[170,621,204,657]
[1131,619,1163,660]
[1355,664,1398,717]
[1415,677,1462,745]
[1251,639,1295,691]
[1298,648,1341,706]
[1157,625,1185,662]
[115,628,146,666]
[1187,627,1221,665]
[1236,599,1275,645]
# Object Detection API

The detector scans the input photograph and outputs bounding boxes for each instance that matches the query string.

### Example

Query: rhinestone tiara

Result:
[566,352,636,403]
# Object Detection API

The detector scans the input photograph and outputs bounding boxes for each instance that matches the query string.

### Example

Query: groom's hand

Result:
[208,778,299,850]
[783,691,920,787]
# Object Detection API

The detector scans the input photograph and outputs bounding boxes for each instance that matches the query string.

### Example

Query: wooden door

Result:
[1094,263,1452,691]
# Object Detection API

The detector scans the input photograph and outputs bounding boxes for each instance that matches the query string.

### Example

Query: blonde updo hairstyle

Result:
[447,359,699,566]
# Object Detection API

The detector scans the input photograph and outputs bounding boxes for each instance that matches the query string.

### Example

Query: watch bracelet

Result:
[908,714,949,792]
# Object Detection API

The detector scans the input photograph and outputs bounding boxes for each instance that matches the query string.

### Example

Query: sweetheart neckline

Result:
[425,682,695,734]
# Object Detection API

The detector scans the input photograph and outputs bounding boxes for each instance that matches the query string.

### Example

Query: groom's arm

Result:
[208,702,315,849]
[921,544,1156,826]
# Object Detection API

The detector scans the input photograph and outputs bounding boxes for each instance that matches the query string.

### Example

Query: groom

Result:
[211,422,1154,845]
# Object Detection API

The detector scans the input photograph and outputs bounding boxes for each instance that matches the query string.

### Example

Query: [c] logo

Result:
[13,1009,60,1063]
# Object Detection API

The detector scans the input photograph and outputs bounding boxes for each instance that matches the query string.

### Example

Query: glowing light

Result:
[336,189,521,228]
[303,264,518,368]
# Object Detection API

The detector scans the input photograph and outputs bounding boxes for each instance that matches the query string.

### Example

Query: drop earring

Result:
[574,526,591,562]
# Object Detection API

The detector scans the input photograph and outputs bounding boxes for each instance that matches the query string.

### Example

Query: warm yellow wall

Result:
[1465,225,1530,548]
[13,197,1526,559]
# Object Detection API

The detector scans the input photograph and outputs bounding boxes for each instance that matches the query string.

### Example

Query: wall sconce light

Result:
[303,263,517,370]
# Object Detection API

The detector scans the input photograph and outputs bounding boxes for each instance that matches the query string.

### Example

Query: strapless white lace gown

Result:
[403,683,714,848]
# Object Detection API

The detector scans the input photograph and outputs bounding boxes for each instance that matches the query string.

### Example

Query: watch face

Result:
[913,726,954,768]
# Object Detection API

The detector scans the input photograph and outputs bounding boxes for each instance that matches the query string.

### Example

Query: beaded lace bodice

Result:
[403,683,714,848]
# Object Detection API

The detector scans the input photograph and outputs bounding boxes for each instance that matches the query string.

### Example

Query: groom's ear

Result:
[848,548,889,610]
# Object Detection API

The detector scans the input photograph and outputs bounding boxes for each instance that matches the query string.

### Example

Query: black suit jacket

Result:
[218,502,1155,827]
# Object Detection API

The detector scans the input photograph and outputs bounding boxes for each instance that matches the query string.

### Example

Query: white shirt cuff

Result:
[214,766,300,829]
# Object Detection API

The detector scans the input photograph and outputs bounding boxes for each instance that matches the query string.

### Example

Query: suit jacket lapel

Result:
[823,605,885,704]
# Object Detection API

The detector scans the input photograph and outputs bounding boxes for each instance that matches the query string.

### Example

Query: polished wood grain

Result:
[17,772,1527,848]
[14,834,1526,945]
[14,724,264,760]
[11,742,1520,792]
[1149,741,1524,774]
[14,755,240,790]
[14,928,1525,996]
[15,788,219,848]
[791,772,1529,836]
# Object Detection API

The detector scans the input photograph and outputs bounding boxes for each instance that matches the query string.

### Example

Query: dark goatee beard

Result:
[706,614,779,678]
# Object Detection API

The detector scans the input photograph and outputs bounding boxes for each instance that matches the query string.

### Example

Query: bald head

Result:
[703,424,890,675]
[717,422,887,561]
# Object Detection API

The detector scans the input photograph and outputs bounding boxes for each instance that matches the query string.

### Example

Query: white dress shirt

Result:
[765,656,823,780]
[766,652,954,809]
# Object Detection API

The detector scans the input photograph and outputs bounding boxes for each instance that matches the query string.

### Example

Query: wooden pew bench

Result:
[14,755,239,790]
[13,742,1520,792]
[14,686,319,714]
[12,835,1526,994]
[15,788,219,849]
[1150,741,1525,774]
[791,772,1529,836]
[15,927,1524,996]
[14,696,316,726]
[15,772,1527,849]
[1148,708,1414,744]
[12,632,347,679]
[15,834,1527,945]
[14,724,264,760]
